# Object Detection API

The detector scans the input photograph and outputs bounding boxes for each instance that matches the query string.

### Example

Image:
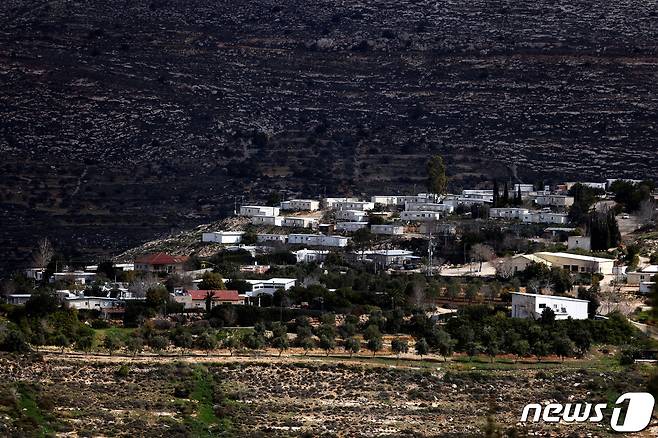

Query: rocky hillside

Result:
[1,0,658,273]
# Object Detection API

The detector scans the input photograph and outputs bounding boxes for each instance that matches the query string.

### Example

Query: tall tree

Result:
[492,180,500,207]
[33,238,54,270]
[426,154,448,197]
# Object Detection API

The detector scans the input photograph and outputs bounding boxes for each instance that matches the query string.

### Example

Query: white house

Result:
[335,201,375,211]
[293,249,329,263]
[461,190,494,203]
[627,265,658,285]
[243,278,297,297]
[288,234,350,247]
[565,182,606,191]
[522,212,569,225]
[533,252,614,275]
[404,202,455,214]
[371,224,405,235]
[256,234,288,245]
[400,211,442,221]
[282,217,318,228]
[356,249,418,267]
[4,294,32,305]
[239,205,279,217]
[280,199,320,211]
[490,208,529,220]
[371,196,403,206]
[513,184,535,194]
[567,236,591,251]
[24,268,45,282]
[335,221,368,232]
[336,209,368,222]
[511,292,589,320]
[323,197,359,208]
[202,231,244,244]
[51,271,97,285]
[534,195,575,208]
[64,296,121,312]
[251,215,283,226]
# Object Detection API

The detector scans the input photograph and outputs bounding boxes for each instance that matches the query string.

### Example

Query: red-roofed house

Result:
[134,252,189,274]
[173,289,243,310]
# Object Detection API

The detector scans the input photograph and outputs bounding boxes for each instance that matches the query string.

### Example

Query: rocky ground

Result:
[0,352,655,436]
[2,0,658,273]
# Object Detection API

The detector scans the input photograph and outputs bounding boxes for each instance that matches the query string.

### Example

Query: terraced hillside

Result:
[1,0,658,272]
[0,353,653,436]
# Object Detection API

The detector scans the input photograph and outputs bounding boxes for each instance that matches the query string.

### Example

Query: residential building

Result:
[567,236,591,251]
[239,264,270,275]
[513,184,535,194]
[293,249,329,263]
[239,205,279,217]
[251,215,283,226]
[371,196,403,206]
[280,199,320,211]
[282,217,318,228]
[243,278,297,297]
[336,209,367,222]
[335,201,375,211]
[323,197,359,208]
[134,252,189,274]
[4,294,32,305]
[356,249,419,267]
[24,268,45,282]
[565,182,606,191]
[461,190,494,203]
[64,296,125,318]
[511,292,589,320]
[288,234,350,247]
[534,194,575,208]
[627,265,658,285]
[490,208,529,220]
[522,211,569,224]
[533,252,614,275]
[335,221,368,232]
[404,202,454,214]
[173,290,243,310]
[202,231,244,244]
[51,271,97,285]
[256,234,288,245]
[371,224,405,235]
[400,211,442,221]
[497,254,552,276]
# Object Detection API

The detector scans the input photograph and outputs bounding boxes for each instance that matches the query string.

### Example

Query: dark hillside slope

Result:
[1,0,657,272]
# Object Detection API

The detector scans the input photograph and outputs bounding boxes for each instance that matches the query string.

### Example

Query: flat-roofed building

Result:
[335,221,368,232]
[251,215,283,226]
[335,201,375,211]
[282,217,318,228]
[202,231,244,244]
[288,234,350,247]
[371,224,405,235]
[400,211,442,221]
[336,209,368,222]
[239,206,279,217]
[280,199,320,211]
[533,252,614,275]
[511,292,589,320]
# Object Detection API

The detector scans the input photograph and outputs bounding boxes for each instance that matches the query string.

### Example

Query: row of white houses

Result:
[489,208,569,225]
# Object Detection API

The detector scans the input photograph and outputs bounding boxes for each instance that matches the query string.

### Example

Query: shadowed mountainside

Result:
[1,0,657,272]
